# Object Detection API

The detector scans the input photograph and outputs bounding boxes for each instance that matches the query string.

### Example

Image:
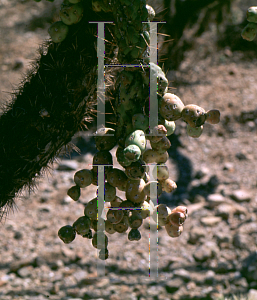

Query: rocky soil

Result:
[0,0,257,300]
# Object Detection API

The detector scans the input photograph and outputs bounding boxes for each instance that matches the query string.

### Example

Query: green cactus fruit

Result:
[113,216,129,233]
[116,146,132,167]
[106,168,128,191]
[73,216,91,236]
[99,248,109,260]
[159,93,184,121]
[96,182,116,202]
[126,178,146,204]
[186,124,203,138]
[181,104,206,128]
[129,211,143,229]
[92,150,113,174]
[58,225,76,244]
[105,220,116,234]
[125,159,146,180]
[128,228,141,241]
[67,185,80,201]
[157,72,169,95]
[206,109,220,124]
[161,178,177,193]
[132,113,149,131]
[164,120,176,136]
[143,181,163,197]
[60,2,83,25]
[146,4,155,21]
[48,21,69,43]
[94,127,116,151]
[247,7,257,23]
[241,22,257,41]
[165,223,183,238]
[74,169,93,188]
[92,231,108,249]
[123,144,141,162]
[150,136,171,154]
[125,130,146,152]
[106,209,124,224]
[148,125,167,143]
[84,197,98,220]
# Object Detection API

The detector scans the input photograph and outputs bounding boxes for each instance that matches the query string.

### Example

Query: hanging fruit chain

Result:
[241,6,257,41]
[44,0,220,260]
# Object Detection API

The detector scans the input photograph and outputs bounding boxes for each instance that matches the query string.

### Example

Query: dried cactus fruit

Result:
[48,21,69,43]
[167,211,186,227]
[247,6,257,23]
[181,104,206,128]
[92,150,113,174]
[148,125,167,143]
[165,223,183,238]
[59,2,84,25]
[155,151,169,164]
[73,216,91,236]
[126,178,146,204]
[106,168,128,191]
[94,128,116,151]
[106,209,124,224]
[74,169,93,188]
[186,124,203,138]
[113,216,129,233]
[92,231,108,249]
[83,229,93,239]
[152,164,169,181]
[128,228,141,241]
[67,185,80,201]
[84,197,98,220]
[159,93,184,121]
[125,159,146,180]
[99,248,109,260]
[110,196,123,208]
[241,22,257,41]
[142,149,159,164]
[97,182,116,202]
[105,220,116,234]
[150,136,171,154]
[129,210,143,229]
[161,178,177,193]
[206,109,220,124]
[116,146,132,167]
[58,225,76,244]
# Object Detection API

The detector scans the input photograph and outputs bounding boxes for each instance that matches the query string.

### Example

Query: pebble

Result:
[248,289,257,300]
[230,189,252,202]
[165,278,184,293]
[200,216,223,226]
[206,194,225,208]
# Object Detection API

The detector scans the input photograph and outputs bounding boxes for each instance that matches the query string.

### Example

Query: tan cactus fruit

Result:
[105,220,116,234]
[113,216,129,233]
[107,168,128,191]
[167,211,186,227]
[181,104,206,128]
[159,93,184,121]
[165,223,183,237]
[126,178,146,204]
[96,182,116,202]
[161,178,177,193]
[206,109,220,124]
[74,169,93,188]
[150,136,171,154]
[67,185,80,201]
[84,197,98,220]
[106,209,124,224]
[128,228,141,241]
[92,231,108,249]
[152,164,169,181]
[73,216,91,236]
[148,125,167,143]
[92,150,113,174]
[129,211,143,229]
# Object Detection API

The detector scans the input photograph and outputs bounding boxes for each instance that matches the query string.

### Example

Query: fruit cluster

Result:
[241,6,257,41]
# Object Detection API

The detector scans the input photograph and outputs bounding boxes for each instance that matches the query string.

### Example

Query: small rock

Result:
[17,266,33,278]
[188,227,206,244]
[248,289,257,300]
[230,189,252,202]
[200,216,222,226]
[206,194,225,208]
[57,160,78,171]
[193,244,214,262]
[165,278,184,293]
[215,232,232,244]
[223,162,234,171]
[172,269,191,282]
[215,204,234,220]
[233,233,252,249]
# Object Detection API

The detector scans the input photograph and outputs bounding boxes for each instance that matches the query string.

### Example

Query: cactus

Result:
[0,0,222,261]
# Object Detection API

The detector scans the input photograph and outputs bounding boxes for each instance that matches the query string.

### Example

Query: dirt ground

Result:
[0,1,257,300]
